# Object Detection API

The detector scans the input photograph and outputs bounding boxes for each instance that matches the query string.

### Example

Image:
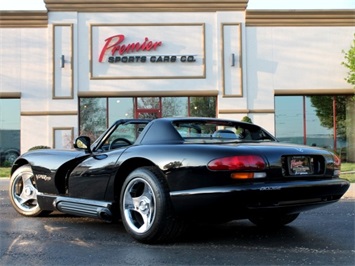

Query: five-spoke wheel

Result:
[9,164,45,216]
[120,166,185,243]
[122,177,156,234]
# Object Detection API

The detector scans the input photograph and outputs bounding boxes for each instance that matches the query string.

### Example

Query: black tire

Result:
[248,213,300,228]
[120,166,184,244]
[9,164,47,216]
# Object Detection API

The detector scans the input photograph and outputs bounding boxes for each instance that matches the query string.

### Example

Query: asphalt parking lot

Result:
[0,179,354,266]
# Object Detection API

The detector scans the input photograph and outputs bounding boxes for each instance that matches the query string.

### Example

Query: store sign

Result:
[91,24,205,79]
[98,35,162,62]
[99,34,197,64]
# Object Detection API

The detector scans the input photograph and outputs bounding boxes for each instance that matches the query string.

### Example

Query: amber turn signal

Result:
[231,172,254,179]
[231,172,267,180]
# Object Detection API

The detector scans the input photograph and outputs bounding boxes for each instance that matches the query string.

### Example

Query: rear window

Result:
[172,121,274,143]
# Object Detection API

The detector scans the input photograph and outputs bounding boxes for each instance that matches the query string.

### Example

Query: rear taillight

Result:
[333,154,341,168]
[207,155,266,171]
[333,154,341,176]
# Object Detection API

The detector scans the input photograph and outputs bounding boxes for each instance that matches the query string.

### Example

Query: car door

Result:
[67,120,149,200]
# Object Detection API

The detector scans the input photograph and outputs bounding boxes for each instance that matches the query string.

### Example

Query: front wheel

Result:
[120,166,184,244]
[248,213,300,228]
[9,164,47,216]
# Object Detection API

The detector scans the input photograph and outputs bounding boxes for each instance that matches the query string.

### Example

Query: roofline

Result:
[0,8,353,28]
[0,11,48,28]
[246,9,355,26]
[43,0,249,12]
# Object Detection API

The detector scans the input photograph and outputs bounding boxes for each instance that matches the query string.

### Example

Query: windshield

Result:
[172,121,275,143]
[94,121,149,151]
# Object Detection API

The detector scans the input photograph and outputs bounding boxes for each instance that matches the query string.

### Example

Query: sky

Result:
[0,0,354,10]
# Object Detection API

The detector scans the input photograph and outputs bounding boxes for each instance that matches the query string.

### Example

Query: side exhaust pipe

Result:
[54,197,113,223]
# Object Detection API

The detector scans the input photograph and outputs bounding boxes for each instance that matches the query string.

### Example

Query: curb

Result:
[0,179,354,199]
[342,183,355,199]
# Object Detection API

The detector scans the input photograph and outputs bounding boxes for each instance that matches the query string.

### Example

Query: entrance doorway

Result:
[135,97,161,119]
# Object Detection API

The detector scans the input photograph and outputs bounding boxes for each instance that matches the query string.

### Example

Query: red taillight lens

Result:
[333,154,341,169]
[207,155,266,171]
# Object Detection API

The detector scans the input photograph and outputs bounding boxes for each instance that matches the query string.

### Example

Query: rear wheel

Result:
[9,164,47,216]
[120,166,185,243]
[248,213,300,228]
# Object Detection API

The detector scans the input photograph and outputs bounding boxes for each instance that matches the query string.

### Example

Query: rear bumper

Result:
[170,178,350,218]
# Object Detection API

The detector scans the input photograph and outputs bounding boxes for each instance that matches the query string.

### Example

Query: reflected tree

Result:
[309,96,347,139]
[80,98,107,140]
[190,97,216,117]
[162,97,187,117]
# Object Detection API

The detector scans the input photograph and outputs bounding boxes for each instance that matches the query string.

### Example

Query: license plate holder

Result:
[288,156,313,175]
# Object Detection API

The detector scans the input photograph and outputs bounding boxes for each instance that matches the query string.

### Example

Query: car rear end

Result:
[169,143,350,220]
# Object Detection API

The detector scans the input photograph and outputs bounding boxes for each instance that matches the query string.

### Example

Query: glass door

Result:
[135,97,161,119]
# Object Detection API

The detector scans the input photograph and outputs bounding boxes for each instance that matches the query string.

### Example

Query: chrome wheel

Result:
[9,165,42,216]
[120,167,185,243]
[122,177,156,234]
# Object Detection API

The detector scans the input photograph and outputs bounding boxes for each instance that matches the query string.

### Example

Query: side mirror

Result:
[74,136,92,153]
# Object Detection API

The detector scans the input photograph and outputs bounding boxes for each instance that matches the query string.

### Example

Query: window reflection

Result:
[306,96,333,148]
[79,96,217,141]
[190,97,217,117]
[0,99,20,166]
[109,98,134,125]
[275,96,303,144]
[275,95,354,162]
[162,97,188,117]
[79,98,107,140]
[137,97,160,109]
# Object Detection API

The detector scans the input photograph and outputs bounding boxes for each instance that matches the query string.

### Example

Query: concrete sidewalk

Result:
[0,178,354,199]
[342,183,355,199]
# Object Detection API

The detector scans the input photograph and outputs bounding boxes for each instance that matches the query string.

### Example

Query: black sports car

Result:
[9,118,350,243]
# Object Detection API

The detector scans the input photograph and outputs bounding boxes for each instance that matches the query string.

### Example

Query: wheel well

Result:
[11,159,30,175]
[113,158,160,206]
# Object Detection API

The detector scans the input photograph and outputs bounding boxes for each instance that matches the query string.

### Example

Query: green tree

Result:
[342,34,355,88]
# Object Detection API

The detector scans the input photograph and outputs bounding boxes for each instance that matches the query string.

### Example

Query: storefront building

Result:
[0,0,354,165]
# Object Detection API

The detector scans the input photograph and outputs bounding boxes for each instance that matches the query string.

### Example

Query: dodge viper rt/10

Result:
[9,118,350,243]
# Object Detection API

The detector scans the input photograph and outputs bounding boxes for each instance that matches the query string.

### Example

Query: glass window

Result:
[98,122,149,151]
[79,98,107,140]
[79,96,217,140]
[275,96,303,144]
[189,96,217,117]
[108,98,134,125]
[137,97,160,109]
[275,95,355,163]
[306,96,334,149]
[0,99,20,166]
[162,97,188,117]
[173,120,275,143]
